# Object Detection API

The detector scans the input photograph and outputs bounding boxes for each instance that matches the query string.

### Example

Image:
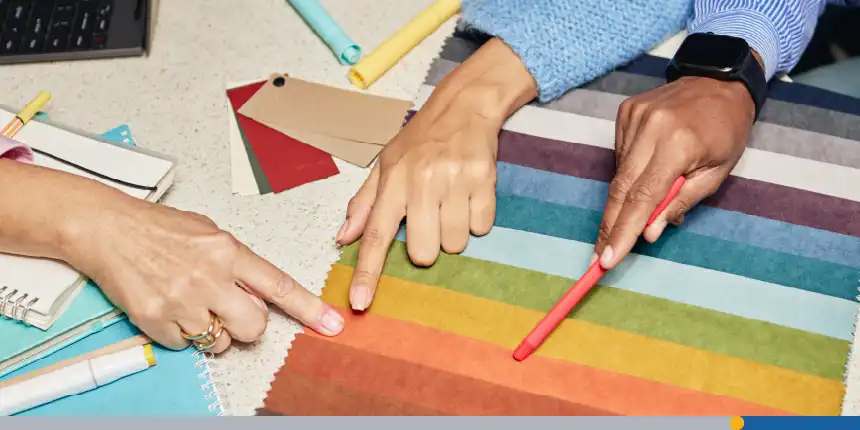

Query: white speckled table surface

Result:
[2,0,857,416]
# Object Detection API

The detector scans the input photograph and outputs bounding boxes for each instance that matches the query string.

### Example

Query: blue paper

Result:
[289,0,361,64]
[3,320,221,416]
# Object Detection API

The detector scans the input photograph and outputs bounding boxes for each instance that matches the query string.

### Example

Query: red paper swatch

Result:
[227,82,338,193]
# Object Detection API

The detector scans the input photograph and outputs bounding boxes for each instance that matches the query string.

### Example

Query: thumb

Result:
[336,163,381,246]
[642,169,725,243]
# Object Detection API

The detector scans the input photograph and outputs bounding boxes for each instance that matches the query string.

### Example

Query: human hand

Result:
[64,197,344,353]
[594,73,757,270]
[335,38,537,311]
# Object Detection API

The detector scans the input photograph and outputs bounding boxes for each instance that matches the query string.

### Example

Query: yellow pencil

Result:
[1,91,52,138]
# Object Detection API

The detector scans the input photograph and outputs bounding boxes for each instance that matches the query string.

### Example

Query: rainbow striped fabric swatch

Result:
[263,31,860,416]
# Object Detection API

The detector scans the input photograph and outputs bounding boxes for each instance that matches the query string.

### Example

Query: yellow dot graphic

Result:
[730,416,745,430]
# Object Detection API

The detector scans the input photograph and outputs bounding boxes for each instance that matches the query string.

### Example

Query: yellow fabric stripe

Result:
[324,264,844,415]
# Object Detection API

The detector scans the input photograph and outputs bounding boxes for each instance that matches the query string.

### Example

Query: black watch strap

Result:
[736,52,768,121]
[666,42,768,122]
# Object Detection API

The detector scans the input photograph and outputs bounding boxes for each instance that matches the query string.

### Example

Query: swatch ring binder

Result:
[192,350,228,415]
[0,286,41,324]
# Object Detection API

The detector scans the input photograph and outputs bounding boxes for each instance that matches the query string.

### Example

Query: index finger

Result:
[349,192,405,311]
[600,154,688,270]
[234,245,344,336]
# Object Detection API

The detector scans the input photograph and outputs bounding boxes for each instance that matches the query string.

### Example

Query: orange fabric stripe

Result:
[307,307,790,416]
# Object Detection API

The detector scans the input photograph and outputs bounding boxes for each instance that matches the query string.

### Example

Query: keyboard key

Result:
[0,34,19,54]
[7,1,30,25]
[98,1,113,17]
[95,18,109,33]
[91,32,106,49]
[20,35,44,53]
[46,35,68,52]
[74,11,94,34]
[50,21,72,37]
[71,33,89,50]
[54,3,75,21]
[28,16,48,37]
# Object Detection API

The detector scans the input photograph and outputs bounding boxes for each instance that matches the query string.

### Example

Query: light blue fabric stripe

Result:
[496,162,860,269]
[394,227,856,341]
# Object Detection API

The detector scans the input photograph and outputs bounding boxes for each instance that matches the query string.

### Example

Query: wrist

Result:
[424,38,537,124]
[56,185,142,268]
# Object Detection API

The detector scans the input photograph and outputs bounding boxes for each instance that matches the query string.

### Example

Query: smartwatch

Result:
[666,32,768,121]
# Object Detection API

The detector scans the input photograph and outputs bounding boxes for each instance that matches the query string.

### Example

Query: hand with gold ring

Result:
[59,197,346,354]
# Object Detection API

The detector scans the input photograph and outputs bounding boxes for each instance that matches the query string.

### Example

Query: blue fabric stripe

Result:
[496,162,860,269]
[492,193,858,302]
[394,227,856,341]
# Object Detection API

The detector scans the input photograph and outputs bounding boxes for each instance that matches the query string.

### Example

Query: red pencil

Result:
[513,176,687,362]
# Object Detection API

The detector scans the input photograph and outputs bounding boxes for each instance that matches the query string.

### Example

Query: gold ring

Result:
[192,317,225,351]
[181,313,219,341]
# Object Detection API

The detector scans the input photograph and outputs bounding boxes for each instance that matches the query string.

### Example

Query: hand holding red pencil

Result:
[513,176,686,361]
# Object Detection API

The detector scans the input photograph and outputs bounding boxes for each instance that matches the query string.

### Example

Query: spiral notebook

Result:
[0,108,175,330]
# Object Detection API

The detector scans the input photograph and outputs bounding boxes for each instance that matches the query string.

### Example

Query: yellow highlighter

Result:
[1,90,52,138]
[348,0,460,89]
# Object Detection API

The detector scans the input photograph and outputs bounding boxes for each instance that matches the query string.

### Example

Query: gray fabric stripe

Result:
[431,36,860,142]
[585,71,860,141]
[425,58,860,168]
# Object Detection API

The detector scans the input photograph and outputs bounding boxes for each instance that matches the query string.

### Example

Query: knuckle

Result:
[274,273,297,299]
[626,184,656,204]
[645,106,674,126]
[361,227,386,247]
[618,98,636,116]
[607,176,633,204]
[597,221,613,245]
[353,267,380,284]
[466,159,495,182]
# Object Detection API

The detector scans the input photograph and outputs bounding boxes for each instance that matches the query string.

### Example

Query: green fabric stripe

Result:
[235,112,273,195]
[337,242,850,380]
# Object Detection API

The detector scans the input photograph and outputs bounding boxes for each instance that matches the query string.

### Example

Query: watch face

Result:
[675,33,749,72]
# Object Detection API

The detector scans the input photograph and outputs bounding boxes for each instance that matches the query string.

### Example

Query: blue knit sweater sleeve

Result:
[460,0,694,103]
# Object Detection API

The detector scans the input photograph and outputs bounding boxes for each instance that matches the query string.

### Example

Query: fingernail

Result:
[350,285,371,311]
[653,219,668,236]
[599,245,614,268]
[335,219,349,245]
[589,253,598,265]
[320,309,344,335]
[249,294,268,312]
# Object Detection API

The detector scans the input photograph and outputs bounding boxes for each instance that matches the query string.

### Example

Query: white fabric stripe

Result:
[415,84,860,203]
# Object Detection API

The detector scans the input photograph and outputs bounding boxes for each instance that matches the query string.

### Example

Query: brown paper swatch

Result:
[239,75,413,167]
[241,75,412,144]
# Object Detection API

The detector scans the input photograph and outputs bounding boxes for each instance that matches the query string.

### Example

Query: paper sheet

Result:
[227,88,260,195]
[238,75,412,167]
[226,81,339,194]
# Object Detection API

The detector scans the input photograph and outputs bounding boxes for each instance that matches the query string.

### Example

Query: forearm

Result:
[417,38,537,127]
[461,0,692,102]
[0,159,135,262]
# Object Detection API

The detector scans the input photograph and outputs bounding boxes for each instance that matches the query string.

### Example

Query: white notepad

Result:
[0,108,175,330]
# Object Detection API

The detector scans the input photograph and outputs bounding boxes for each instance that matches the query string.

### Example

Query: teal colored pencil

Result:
[288,0,361,65]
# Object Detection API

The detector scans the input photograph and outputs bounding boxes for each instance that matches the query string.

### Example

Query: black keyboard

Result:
[0,0,149,65]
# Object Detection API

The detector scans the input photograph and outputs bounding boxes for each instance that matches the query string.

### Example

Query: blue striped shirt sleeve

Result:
[688,0,860,81]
